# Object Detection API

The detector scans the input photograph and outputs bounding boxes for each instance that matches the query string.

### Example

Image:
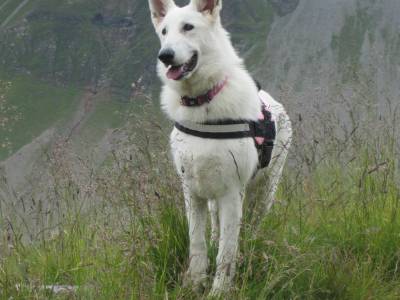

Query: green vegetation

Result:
[0,1,399,298]
[228,1,275,68]
[331,2,376,81]
[0,0,274,95]
[2,0,37,27]
[0,0,158,93]
[77,94,132,144]
[0,0,23,25]
[1,140,399,299]
[0,80,14,152]
[0,75,80,159]
[0,0,274,161]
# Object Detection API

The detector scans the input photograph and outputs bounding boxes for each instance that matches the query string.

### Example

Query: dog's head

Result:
[148,0,223,82]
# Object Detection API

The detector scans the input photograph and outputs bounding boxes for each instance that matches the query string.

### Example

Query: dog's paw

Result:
[183,272,207,294]
[208,285,228,299]
[208,271,233,298]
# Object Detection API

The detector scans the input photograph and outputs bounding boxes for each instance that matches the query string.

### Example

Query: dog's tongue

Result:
[167,65,184,80]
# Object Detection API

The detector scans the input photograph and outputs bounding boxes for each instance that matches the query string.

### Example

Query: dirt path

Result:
[1,0,29,28]
[63,88,96,143]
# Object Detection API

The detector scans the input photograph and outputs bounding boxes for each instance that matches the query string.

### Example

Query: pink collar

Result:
[180,77,228,107]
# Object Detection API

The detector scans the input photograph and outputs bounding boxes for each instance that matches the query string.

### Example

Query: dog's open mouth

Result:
[166,52,198,81]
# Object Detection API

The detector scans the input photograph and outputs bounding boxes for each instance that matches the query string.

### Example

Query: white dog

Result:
[148,0,292,294]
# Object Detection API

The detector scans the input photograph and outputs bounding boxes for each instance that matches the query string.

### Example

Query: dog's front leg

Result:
[183,187,208,290]
[211,190,244,294]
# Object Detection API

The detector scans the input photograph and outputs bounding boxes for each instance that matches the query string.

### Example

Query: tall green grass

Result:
[1,145,399,299]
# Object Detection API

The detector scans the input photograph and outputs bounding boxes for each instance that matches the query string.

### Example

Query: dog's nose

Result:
[158,48,175,65]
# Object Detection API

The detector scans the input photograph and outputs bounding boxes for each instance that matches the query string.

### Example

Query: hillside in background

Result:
[0,0,399,217]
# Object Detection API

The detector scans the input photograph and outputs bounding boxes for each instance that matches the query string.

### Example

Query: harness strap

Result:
[175,120,253,139]
[175,87,277,169]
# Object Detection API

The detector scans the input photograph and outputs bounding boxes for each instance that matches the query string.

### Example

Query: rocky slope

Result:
[259,0,400,111]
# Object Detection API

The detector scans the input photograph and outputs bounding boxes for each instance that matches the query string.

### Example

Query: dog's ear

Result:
[191,0,222,18]
[148,0,176,28]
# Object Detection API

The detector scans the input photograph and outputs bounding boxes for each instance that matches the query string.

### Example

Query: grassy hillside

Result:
[0,0,159,92]
[0,0,163,160]
[0,0,278,91]
[0,74,80,160]
[0,0,277,160]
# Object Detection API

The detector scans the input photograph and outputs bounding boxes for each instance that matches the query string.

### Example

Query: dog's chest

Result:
[170,128,258,198]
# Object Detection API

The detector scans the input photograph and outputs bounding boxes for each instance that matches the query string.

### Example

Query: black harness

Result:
[175,101,276,169]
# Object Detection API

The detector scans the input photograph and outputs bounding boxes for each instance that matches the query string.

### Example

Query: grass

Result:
[0,0,158,94]
[0,1,399,297]
[78,94,134,144]
[3,0,38,27]
[0,0,22,24]
[0,143,399,299]
[0,74,80,159]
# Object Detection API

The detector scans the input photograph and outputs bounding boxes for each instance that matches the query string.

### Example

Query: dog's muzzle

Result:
[158,48,175,66]
[161,51,198,81]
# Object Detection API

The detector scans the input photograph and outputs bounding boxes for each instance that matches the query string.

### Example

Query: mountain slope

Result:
[0,0,399,197]
[2,0,398,109]
[259,0,400,109]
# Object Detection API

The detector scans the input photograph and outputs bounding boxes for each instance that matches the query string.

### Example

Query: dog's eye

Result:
[183,23,194,32]
[162,28,167,35]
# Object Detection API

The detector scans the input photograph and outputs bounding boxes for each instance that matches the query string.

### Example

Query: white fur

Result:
[148,0,292,294]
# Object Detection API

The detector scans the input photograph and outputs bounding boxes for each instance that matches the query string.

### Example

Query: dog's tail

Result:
[248,92,292,212]
[263,106,292,211]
